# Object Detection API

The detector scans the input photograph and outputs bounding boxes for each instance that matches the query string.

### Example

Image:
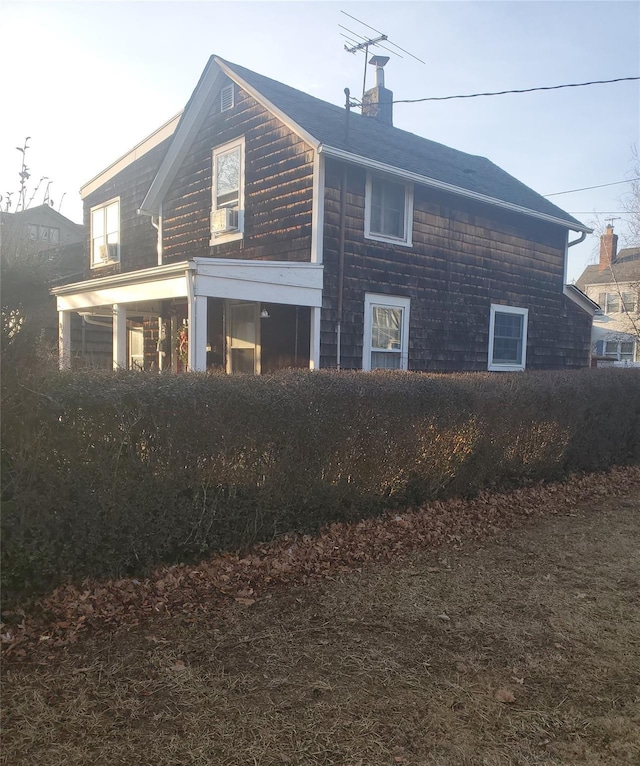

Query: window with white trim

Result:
[604,339,635,362]
[488,304,528,371]
[363,293,410,371]
[365,173,413,246]
[210,137,244,244]
[91,199,120,267]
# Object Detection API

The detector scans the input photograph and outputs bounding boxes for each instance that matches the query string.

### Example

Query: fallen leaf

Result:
[494,687,516,704]
[170,661,187,672]
[437,612,451,621]
[235,597,256,606]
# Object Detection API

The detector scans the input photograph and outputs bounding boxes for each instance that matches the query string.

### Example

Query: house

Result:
[1,203,84,282]
[576,225,640,365]
[52,55,596,374]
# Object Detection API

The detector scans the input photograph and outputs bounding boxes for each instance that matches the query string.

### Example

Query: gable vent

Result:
[221,84,234,112]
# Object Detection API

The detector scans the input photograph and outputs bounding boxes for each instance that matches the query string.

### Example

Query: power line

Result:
[544,178,640,197]
[393,76,639,104]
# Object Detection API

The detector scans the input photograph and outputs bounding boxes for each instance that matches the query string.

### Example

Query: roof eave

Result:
[318,144,591,233]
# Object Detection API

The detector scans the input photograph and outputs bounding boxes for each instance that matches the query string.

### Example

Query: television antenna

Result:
[340,10,425,105]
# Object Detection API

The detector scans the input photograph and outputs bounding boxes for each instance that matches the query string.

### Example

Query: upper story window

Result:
[27,224,60,243]
[488,304,528,372]
[365,173,413,247]
[91,198,120,267]
[210,137,244,245]
[598,290,637,314]
[363,293,410,371]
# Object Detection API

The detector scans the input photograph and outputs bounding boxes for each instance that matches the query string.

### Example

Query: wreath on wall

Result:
[176,322,188,367]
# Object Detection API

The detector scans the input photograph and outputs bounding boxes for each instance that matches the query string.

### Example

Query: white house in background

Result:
[576,225,640,365]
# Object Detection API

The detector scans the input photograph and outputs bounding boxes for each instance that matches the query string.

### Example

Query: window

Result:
[605,340,635,362]
[91,199,120,266]
[365,173,413,246]
[622,292,637,313]
[488,304,528,371]
[128,325,144,371]
[363,293,410,371]
[27,224,60,243]
[210,138,244,244]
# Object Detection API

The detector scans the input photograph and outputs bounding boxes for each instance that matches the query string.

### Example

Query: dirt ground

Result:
[2,478,639,765]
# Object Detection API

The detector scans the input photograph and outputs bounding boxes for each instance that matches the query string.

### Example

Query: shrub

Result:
[2,368,639,605]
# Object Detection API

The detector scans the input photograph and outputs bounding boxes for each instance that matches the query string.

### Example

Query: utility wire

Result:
[393,77,639,104]
[340,10,426,63]
[544,178,640,197]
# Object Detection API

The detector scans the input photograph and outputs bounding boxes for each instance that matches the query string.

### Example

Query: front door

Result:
[226,301,260,374]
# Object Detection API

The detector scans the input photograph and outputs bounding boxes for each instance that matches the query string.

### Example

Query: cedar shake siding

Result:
[162,82,314,264]
[321,159,589,371]
[82,138,170,278]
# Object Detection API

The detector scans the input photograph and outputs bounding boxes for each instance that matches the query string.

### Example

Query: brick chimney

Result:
[599,224,618,270]
[362,55,393,126]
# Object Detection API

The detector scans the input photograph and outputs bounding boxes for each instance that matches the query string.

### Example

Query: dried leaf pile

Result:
[3,465,639,660]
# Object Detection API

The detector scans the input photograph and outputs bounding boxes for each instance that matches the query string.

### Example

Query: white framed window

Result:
[604,339,635,362]
[364,173,413,247]
[488,304,528,371]
[363,293,410,371]
[91,198,120,267]
[210,137,245,245]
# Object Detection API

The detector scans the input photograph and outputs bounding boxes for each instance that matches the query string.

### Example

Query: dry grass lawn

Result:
[2,483,639,765]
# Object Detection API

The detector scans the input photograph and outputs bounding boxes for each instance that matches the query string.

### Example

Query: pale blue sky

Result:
[1,0,638,281]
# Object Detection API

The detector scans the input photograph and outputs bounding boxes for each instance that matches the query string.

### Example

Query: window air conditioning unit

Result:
[99,243,118,262]
[210,207,238,234]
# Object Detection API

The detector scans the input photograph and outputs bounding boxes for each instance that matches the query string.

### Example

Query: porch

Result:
[53,258,323,373]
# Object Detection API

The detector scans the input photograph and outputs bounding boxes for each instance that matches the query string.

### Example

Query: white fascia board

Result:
[311,151,325,264]
[81,113,181,199]
[214,58,321,151]
[56,275,188,312]
[51,261,191,296]
[192,257,323,306]
[319,145,592,234]
[564,284,599,315]
[139,64,227,215]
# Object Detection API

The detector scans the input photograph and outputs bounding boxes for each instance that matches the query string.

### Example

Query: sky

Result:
[1,0,638,282]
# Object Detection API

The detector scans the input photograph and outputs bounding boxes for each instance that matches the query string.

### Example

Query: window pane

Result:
[372,306,402,350]
[92,209,104,238]
[216,148,240,207]
[492,312,523,364]
[604,341,618,358]
[49,227,59,243]
[606,294,620,313]
[620,342,634,360]
[106,202,119,240]
[231,348,255,374]
[369,177,405,238]
[371,351,401,369]
[622,292,636,312]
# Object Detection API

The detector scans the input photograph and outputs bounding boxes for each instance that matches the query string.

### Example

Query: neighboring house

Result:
[1,204,113,366]
[1,203,84,281]
[52,55,596,374]
[576,225,640,365]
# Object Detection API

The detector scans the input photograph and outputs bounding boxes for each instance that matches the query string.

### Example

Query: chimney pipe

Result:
[599,224,618,270]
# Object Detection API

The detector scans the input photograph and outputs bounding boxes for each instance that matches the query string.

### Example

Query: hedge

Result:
[2,367,639,604]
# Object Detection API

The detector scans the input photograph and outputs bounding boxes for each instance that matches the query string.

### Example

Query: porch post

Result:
[187,279,207,372]
[58,310,71,370]
[113,304,127,370]
[309,306,321,370]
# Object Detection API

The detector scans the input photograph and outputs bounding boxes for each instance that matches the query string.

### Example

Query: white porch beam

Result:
[113,304,127,370]
[58,310,71,370]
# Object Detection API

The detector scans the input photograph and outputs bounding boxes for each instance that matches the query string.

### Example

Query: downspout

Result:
[337,165,347,370]
[567,231,587,248]
[336,89,351,371]
[151,202,163,266]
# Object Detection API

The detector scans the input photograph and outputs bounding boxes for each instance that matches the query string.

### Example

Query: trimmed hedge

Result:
[2,368,640,604]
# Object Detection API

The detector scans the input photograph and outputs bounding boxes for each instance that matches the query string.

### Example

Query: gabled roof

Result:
[140,55,590,233]
[2,203,83,232]
[576,247,640,290]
